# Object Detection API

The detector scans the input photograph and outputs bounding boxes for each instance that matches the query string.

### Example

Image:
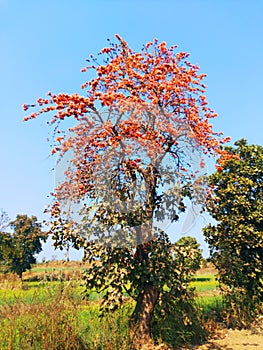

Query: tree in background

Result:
[0,209,9,263]
[204,139,263,326]
[0,215,47,280]
[24,35,231,348]
[173,236,203,279]
[0,209,9,231]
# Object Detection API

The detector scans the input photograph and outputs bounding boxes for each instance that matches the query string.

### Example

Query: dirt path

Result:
[193,319,263,350]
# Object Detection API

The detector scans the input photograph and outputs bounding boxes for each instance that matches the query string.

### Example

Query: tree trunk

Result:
[19,271,24,289]
[130,230,159,349]
[129,283,160,349]
[65,242,70,262]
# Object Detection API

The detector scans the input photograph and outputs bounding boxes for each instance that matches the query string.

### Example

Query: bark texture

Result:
[130,283,160,349]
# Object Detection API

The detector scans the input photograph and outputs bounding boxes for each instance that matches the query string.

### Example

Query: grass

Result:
[79,304,133,349]
[0,262,222,350]
[0,281,84,305]
[0,285,87,350]
[0,281,132,350]
[190,273,219,293]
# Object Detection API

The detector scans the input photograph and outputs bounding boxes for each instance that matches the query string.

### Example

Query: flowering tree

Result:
[24,35,231,348]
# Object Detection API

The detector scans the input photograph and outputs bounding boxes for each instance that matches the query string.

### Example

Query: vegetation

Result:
[24,35,232,349]
[0,209,9,231]
[204,139,263,326]
[0,215,47,280]
[173,236,203,276]
[0,262,221,350]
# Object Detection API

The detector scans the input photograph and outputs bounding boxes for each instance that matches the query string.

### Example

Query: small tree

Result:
[24,35,231,348]
[173,236,203,278]
[203,139,263,326]
[0,209,9,263]
[0,215,46,280]
[0,209,9,231]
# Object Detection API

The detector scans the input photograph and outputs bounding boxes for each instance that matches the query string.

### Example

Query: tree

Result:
[0,209,9,231]
[0,215,47,280]
[0,209,9,262]
[24,35,231,348]
[203,139,263,326]
[173,236,203,277]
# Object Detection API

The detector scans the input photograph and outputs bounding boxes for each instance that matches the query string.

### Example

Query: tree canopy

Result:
[0,214,46,280]
[204,139,263,325]
[24,35,232,348]
[173,236,203,275]
[0,209,9,231]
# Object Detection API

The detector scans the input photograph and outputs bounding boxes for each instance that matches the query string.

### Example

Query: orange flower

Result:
[216,165,223,172]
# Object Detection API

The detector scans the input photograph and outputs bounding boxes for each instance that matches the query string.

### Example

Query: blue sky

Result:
[0,0,262,260]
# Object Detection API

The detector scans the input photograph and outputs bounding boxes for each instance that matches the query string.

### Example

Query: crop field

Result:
[0,261,222,350]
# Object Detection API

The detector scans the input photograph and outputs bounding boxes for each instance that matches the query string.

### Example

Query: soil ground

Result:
[193,317,263,350]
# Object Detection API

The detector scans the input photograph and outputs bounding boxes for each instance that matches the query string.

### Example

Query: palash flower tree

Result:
[24,35,232,349]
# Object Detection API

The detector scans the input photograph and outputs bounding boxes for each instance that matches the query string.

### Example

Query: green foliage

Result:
[0,215,46,280]
[83,233,205,349]
[203,139,263,325]
[153,297,207,348]
[151,236,205,347]
[0,209,9,231]
[0,210,9,263]
[83,233,203,313]
[173,236,203,278]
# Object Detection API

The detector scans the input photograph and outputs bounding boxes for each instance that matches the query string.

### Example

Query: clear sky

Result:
[0,0,262,260]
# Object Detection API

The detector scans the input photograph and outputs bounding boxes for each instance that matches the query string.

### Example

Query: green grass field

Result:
[190,274,218,292]
[0,262,221,350]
